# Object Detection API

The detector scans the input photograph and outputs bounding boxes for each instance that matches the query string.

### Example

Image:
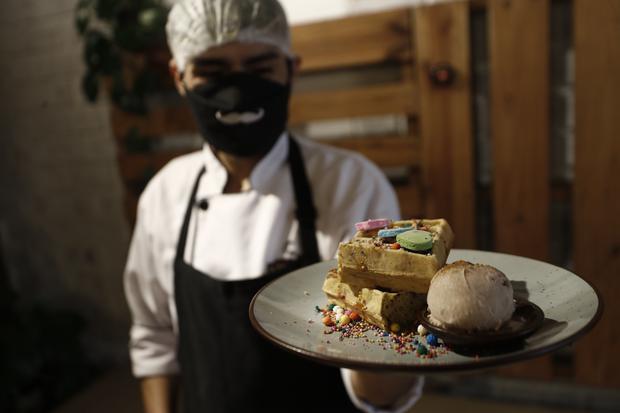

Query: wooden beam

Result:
[395,182,425,220]
[489,0,553,379]
[117,151,193,183]
[573,0,620,388]
[110,105,196,140]
[317,135,420,169]
[490,0,551,261]
[291,9,411,72]
[414,1,476,249]
[289,82,418,125]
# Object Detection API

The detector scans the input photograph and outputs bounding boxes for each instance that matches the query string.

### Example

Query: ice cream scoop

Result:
[427,260,515,331]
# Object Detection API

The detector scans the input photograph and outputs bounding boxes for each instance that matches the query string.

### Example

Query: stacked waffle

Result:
[322,218,454,331]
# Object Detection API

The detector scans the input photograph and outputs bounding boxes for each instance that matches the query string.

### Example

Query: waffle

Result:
[322,268,425,331]
[337,219,454,294]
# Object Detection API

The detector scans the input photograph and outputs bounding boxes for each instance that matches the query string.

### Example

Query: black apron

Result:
[174,137,356,413]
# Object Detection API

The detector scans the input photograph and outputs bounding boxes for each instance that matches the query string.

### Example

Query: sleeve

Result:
[340,370,425,413]
[123,199,179,378]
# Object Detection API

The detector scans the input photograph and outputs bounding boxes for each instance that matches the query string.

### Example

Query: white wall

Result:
[0,0,131,361]
[281,0,456,25]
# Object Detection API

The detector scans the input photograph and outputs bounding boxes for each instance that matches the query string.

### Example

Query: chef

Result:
[124,0,423,412]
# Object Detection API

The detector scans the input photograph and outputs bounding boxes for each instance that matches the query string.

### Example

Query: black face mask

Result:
[184,71,291,157]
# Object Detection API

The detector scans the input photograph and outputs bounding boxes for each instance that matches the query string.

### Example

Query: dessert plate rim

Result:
[249,250,603,372]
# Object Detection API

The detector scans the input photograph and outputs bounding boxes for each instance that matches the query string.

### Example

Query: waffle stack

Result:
[322,218,454,331]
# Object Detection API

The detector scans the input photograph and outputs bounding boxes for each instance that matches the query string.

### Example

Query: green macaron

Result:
[396,230,433,252]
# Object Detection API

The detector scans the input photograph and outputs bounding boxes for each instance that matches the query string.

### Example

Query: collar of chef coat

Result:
[197,131,289,198]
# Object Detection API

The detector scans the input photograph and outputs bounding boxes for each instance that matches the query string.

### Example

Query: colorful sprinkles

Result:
[313,304,449,358]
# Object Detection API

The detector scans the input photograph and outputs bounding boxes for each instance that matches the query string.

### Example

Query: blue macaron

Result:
[377,227,413,238]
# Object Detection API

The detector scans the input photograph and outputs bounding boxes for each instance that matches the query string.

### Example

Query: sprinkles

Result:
[313,304,449,358]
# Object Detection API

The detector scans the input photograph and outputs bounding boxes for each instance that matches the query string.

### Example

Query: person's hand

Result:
[348,370,423,408]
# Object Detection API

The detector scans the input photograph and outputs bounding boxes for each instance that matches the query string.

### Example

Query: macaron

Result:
[377,227,412,239]
[355,219,392,231]
[396,230,433,252]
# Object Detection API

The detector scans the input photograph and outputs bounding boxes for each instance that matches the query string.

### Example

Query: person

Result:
[123,0,423,412]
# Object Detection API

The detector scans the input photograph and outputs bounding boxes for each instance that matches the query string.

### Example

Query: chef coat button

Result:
[197,199,209,210]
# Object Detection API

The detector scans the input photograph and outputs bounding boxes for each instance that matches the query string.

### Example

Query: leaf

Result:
[133,68,158,96]
[120,93,147,115]
[100,50,121,77]
[110,75,147,115]
[94,0,122,21]
[138,7,166,32]
[81,71,99,102]
[75,0,94,15]
[83,30,112,70]
[124,127,153,153]
[75,0,169,113]
[110,74,126,102]
[74,8,90,34]
[76,0,94,10]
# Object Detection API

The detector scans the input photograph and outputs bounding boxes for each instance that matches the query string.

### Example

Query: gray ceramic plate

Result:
[249,250,602,372]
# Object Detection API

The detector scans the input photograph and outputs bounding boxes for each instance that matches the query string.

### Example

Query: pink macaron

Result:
[355,219,392,231]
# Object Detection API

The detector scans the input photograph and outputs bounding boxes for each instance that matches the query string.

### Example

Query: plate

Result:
[249,250,602,372]
[418,299,545,349]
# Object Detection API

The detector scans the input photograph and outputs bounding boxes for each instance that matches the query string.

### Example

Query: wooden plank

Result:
[318,135,420,168]
[490,0,551,261]
[414,1,476,249]
[573,0,620,388]
[290,82,417,125]
[118,151,191,183]
[111,105,196,140]
[489,0,553,379]
[471,0,487,10]
[112,84,418,138]
[395,182,425,220]
[123,193,139,228]
[291,9,411,72]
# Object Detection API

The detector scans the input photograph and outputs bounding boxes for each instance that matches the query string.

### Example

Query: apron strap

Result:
[175,166,206,264]
[288,136,321,265]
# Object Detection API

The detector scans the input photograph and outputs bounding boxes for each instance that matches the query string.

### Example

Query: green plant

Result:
[75,0,169,114]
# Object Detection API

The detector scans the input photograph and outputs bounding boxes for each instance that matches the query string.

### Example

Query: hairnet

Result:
[166,0,291,72]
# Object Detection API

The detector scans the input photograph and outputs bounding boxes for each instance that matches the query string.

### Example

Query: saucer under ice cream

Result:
[427,261,515,331]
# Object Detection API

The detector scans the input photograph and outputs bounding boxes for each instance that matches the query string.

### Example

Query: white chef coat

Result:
[124,133,423,412]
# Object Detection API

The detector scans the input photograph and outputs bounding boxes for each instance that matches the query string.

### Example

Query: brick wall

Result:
[0,0,131,362]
